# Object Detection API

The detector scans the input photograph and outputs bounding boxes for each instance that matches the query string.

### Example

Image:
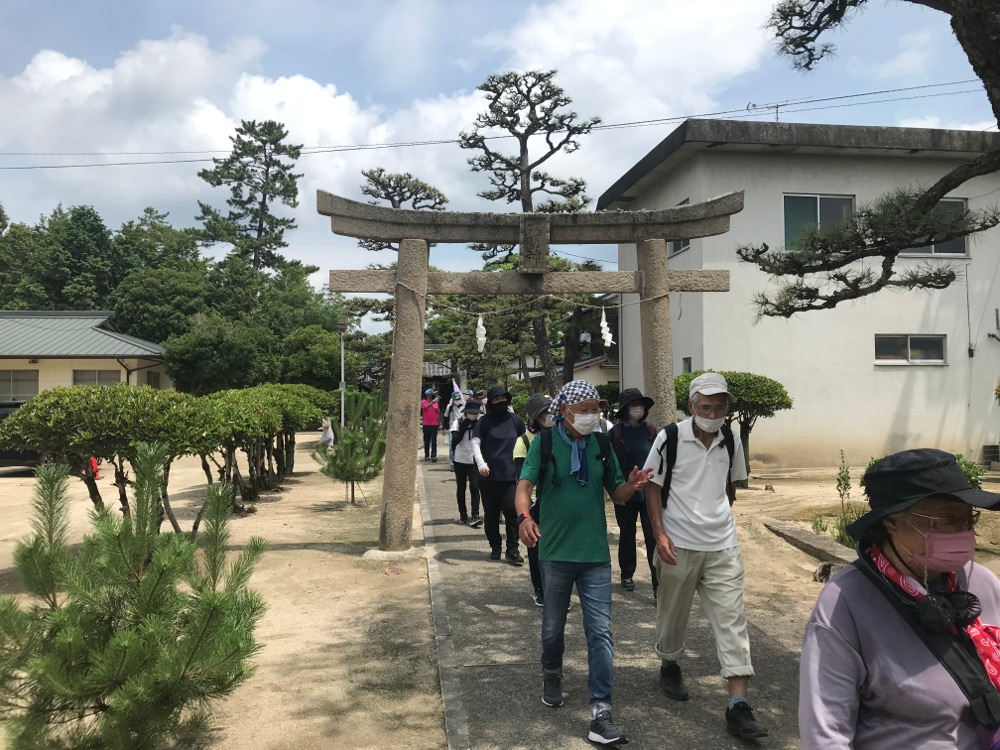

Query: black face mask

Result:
[488,401,509,417]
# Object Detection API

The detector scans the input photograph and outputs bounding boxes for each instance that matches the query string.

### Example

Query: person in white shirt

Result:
[643,372,767,741]
[451,399,484,527]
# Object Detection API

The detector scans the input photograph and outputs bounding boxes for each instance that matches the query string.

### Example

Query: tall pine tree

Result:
[197,120,303,272]
[459,70,600,395]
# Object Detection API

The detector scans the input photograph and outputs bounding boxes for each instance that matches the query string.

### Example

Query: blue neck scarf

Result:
[556,421,589,486]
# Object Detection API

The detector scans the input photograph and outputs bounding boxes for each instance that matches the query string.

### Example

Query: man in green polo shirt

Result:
[515,380,653,746]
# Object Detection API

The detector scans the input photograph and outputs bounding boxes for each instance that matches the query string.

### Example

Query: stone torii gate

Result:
[318,190,744,553]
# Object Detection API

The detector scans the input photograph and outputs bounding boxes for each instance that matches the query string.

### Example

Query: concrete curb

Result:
[759,516,857,565]
[418,466,471,750]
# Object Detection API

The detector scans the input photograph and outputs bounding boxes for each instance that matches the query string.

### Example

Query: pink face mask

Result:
[906,526,977,573]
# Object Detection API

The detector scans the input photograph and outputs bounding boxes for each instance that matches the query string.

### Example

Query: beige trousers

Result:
[653,546,754,678]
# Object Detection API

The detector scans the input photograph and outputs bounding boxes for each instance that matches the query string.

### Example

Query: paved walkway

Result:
[418,458,803,750]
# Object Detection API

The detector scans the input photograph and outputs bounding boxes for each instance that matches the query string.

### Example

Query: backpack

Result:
[654,422,736,509]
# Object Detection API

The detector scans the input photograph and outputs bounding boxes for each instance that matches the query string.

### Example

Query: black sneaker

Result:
[726,700,769,740]
[621,577,635,591]
[431,456,437,463]
[469,516,483,528]
[659,662,689,701]
[588,709,627,745]
[533,588,545,607]
[459,517,469,525]
[541,674,563,707]
[505,549,524,565]
[490,549,501,560]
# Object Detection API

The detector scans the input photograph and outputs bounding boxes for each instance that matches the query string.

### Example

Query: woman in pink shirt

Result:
[420,388,441,462]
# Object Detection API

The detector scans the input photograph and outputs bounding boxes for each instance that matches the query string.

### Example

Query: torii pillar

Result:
[319,191,743,552]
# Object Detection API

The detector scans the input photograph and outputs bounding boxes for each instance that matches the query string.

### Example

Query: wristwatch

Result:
[516,513,531,525]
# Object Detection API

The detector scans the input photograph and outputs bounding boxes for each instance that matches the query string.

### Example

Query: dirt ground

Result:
[0,435,446,750]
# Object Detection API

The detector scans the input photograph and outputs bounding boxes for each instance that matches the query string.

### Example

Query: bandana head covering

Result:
[548,380,600,418]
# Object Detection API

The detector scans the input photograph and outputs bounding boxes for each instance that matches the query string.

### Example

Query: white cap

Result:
[689,372,736,404]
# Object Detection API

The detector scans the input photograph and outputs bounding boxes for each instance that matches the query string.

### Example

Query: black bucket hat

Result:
[524,393,553,426]
[616,388,654,419]
[486,385,512,403]
[847,448,1000,542]
[462,399,483,414]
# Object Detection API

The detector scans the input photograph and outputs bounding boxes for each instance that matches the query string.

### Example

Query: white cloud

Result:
[0,2,780,322]
[850,29,933,80]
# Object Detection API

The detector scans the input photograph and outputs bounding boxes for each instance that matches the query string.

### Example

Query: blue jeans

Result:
[539,560,614,705]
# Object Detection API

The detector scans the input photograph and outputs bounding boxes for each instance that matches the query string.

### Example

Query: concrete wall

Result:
[0,358,173,397]
[619,148,1000,467]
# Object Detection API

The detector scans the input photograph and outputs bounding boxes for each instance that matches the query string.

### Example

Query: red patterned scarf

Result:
[871,544,1000,690]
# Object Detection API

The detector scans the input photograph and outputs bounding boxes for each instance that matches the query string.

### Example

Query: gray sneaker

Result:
[588,709,628,745]
[541,674,564,707]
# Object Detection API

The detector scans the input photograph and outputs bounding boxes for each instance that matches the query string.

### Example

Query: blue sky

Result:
[0,0,992,298]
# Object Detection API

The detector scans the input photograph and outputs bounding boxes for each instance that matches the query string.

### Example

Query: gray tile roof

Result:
[0,311,163,358]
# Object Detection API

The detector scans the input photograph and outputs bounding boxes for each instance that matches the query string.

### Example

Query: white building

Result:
[600,119,1000,467]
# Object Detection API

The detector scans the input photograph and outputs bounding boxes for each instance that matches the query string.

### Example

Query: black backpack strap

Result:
[852,557,1000,726]
[538,427,559,490]
[520,433,531,451]
[655,422,679,509]
[593,430,613,487]
[721,424,735,475]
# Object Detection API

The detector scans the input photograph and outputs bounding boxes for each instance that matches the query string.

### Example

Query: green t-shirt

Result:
[519,427,625,563]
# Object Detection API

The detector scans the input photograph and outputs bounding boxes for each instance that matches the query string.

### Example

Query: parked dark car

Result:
[0,401,49,468]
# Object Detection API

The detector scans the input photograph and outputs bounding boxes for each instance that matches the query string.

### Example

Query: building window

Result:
[73,369,122,386]
[784,194,854,246]
[903,198,967,256]
[874,334,946,364]
[146,371,162,389]
[0,370,39,401]
[670,199,691,256]
[681,357,693,373]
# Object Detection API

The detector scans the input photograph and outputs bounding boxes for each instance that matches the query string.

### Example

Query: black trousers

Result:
[614,500,659,588]
[480,480,518,553]
[422,425,438,458]
[453,462,480,519]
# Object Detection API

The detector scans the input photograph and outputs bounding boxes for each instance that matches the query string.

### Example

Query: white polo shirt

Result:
[642,418,748,552]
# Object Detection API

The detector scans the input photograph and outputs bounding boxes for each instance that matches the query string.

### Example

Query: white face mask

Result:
[539,415,555,429]
[568,412,600,436]
[694,415,725,433]
[466,414,479,421]
[628,406,645,420]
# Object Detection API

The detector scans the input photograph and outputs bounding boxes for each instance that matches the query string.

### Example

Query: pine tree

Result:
[459,69,600,395]
[313,393,386,504]
[0,444,266,750]
[197,119,303,271]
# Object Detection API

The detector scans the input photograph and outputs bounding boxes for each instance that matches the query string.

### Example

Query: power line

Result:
[0,79,986,170]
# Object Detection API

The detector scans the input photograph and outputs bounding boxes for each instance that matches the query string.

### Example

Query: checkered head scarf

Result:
[548,379,600,418]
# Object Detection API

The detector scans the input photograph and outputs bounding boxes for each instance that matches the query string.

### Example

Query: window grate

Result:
[983,445,1000,466]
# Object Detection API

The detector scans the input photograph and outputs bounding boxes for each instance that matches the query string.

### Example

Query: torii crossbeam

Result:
[319,190,744,552]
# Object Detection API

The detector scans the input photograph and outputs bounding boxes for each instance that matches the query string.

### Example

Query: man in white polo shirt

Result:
[643,372,768,741]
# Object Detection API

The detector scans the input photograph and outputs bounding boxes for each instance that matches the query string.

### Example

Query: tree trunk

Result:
[350,480,356,504]
[80,473,104,511]
[530,301,562,396]
[285,431,296,474]
[275,433,286,480]
[161,463,183,534]
[562,306,583,385]
[200,454,214,485]
[113,457,131,517]
[737,419,753,490]
[949,6,1000,124]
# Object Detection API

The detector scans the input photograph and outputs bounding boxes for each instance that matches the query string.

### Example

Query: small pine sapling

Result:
[313,393,386,504]
[0,443,267,750]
